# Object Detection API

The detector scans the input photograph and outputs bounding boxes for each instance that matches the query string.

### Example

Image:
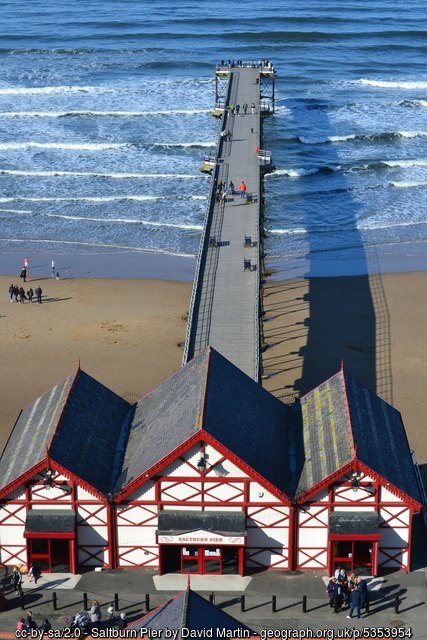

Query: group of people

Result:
[218,59,274,71]
[8,283,42,304]
[228,102,255,116]
[16,598,128,634]
[64,600,127,634]
[17,611,51,633]
[326,566,368,620]
[215,179,235,204]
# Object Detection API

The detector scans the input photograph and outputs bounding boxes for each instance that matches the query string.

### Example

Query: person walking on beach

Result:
[19,287,26,303]
[27,288,34,303]
[24,256,29,278]
[20,268,27,283]
[9,283,14,302]
[35,286,42,304]
[51,259,56,278]
[13,284,19,302]
[239,180,247,199]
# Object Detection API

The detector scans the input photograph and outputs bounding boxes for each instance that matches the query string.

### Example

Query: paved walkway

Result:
[185,67,262,380]
[1,568,425,635]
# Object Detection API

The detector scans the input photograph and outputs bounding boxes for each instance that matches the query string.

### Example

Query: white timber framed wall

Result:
[114,442,291,572]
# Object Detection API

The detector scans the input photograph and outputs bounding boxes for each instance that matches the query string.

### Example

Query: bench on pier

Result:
[244,258,256,272]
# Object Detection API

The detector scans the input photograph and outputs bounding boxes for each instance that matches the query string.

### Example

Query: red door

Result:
[181,546,222,574]
[29,538,71,572]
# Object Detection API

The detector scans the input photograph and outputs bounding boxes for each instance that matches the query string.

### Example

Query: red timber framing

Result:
[0,461,111,573]
[114,437,291,573]
[296,463,421,574]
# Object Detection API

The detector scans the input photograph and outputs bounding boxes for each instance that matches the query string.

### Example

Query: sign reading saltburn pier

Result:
[158,530,245,545]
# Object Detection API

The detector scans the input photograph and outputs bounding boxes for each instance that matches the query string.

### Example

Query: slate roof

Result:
[0,369,131,496]
[296,370,422,505]
[345,374,421,505]
[115,347,293,497]
[296,371,354,496]
[25,509,75,533]
[157,510,246,536]
[0,374,75,492]
[329,511,379,536]
[0,353,421,509]
[128,587,253,637]
[49,370,131,494]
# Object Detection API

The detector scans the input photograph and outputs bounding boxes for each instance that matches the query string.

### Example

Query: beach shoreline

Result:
[1,244,427,284]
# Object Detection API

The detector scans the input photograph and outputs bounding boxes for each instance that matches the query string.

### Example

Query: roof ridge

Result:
[181,587,190,628]
[197,347,211,431]
[47,367,81,454]
[340,370,356,460]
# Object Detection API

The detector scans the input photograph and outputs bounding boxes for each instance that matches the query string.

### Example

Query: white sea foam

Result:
[151,141,215,148]
[42,212,203,230]
[0,169,205,180]
[269,227,308,235]
[358,220,427,231]
[390,180,427,188]
[0,109,211,118]
[380,158,427,168]
[301,131,427,144]
[1,195,206,203]
[359,78,427,90]
[0,142,127,151]
[0,237,195,258]
[0,208,32,214]
[0,85,112,95]
[267,167,319,177]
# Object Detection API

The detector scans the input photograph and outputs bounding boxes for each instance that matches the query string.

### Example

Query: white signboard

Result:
[157,529,245,545]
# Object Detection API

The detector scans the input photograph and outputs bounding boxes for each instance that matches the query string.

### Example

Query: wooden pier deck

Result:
[183,64,274,380]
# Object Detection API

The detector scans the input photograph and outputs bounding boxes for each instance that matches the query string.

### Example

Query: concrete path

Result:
[153,573,252,591]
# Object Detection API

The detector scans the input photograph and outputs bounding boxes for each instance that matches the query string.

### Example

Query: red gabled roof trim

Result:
[357,460,422,511]
[202,432,291,504]
[0,459,47,500]
[48,456,108,502]
[296,460,355,503]
[114,429,291,504]
[296,458,422,510]
[114,432,203,501]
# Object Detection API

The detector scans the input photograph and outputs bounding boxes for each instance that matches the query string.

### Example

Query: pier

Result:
[183,62,275,380]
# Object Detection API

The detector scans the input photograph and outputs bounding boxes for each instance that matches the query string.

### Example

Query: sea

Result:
[0,0,426,277]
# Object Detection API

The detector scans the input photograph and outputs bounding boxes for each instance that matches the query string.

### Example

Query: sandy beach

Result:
[0,275,192,452]
[0,269,425,469]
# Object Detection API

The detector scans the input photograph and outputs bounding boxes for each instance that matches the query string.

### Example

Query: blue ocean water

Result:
[0,1,426,273]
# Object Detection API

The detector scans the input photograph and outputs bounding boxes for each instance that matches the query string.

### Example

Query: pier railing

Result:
[182,74,233,365]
